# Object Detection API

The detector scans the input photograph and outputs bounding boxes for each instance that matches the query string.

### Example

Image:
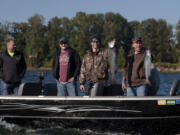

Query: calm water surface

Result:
[22,71,180,96]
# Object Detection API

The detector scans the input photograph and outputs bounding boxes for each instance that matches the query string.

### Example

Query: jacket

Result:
[52,47,81,80]
[79,48,109,85]
[123,49,147,87]
[0,50,26,84]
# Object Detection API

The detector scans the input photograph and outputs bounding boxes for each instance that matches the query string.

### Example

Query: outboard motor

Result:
[169,80,180,96]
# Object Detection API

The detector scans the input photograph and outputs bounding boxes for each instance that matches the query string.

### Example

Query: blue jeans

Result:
[1,81,19,95]
[126,85,148,96]
[57,81,76,96]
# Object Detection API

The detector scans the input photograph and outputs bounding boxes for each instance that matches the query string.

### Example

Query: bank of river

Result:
[27,67,180,73]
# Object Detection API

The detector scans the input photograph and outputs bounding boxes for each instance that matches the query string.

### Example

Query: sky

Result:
[0,0,180,27]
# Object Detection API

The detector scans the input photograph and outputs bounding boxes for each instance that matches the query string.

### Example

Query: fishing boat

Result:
[0,79,180,133]
[0,95,180,120]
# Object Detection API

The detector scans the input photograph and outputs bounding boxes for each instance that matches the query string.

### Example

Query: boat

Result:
[0,95,180,132]
[0,80,180,133]
[0,95,180,120]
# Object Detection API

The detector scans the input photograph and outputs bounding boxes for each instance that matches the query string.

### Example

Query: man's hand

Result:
[68,77,74,82]
[122,81,126,92]
[80,85,85,92]
[108,39,116,48]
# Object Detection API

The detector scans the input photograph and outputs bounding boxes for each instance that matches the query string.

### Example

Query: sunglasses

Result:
[92,41,99,43]
[60,42,67,45]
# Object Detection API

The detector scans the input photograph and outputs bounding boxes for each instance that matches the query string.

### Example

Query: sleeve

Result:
[19,53,27,78]
[104,49,109,64]
[52,53,57,79]
[0,53,3,79]
[122,57,128,80]
[79,56,86,85]
[98,48,109,71]
[73,51,81,78]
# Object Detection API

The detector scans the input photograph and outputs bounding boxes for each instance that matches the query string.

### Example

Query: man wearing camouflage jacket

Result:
[79,36,109,96]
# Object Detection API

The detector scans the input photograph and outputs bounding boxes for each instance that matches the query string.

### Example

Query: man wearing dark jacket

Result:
[52,37,81,96]
[122,37,149,96]
[0,37,26,95]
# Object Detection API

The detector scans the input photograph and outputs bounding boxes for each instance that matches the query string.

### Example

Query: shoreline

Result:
[157,67,180,73]
[27,67,180,73]
[27,67,51,71]
[118,67,180,73]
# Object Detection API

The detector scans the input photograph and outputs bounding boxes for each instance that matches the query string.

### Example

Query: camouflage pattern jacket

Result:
[79,48,109,85]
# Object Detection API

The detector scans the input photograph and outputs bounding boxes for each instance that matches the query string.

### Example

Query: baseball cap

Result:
[59,37,68,44]
[91,36,100,43]
[132,37,142,42]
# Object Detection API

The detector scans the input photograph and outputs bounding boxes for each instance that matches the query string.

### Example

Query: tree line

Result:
[0,12,180,68]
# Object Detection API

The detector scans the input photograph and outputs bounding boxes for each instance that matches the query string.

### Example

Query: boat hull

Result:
[0,96,180,120]
[1,96,180,133]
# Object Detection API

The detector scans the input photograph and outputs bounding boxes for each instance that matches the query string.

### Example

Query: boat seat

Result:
[18,83,123,96]
[103,84,124,96]
[18,83,58,96]
[18,83,42,96]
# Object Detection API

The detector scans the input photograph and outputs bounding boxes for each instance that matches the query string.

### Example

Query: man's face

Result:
[132,40,143,53]
[91,41,100,50]
[59,42,68,51]
[7,40,16,52]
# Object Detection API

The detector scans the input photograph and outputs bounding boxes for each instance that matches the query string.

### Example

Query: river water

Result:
[0,71,180,135]
[22,71,180,96]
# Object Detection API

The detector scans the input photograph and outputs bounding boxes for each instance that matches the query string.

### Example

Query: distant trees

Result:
[0,12,180,68]
[24,14,47,66]
[137,19,174,62]
[176,20,180,63]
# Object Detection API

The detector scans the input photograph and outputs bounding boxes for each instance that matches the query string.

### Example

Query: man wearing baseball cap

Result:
[79,36,109,96]
[52,36,81,96]
[122,37,149,96]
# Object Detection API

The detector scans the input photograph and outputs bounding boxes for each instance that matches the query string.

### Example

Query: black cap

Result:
[59,37,68,44]
[132,37,142,42]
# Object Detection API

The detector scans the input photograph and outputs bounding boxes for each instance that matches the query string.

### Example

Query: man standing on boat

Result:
[122,37,149,96]
[79,36,109,96]
[0,36,26,95]
[52,37,81,96]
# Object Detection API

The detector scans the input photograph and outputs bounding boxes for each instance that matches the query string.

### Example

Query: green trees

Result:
[176,20,180,63]
[137,19,174,62]
[25,14,47,66]
[69,12,91,57]
[10,22,28,52]
[0,22,9,50]
[46,17,62,64]
[0,12,180,68]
